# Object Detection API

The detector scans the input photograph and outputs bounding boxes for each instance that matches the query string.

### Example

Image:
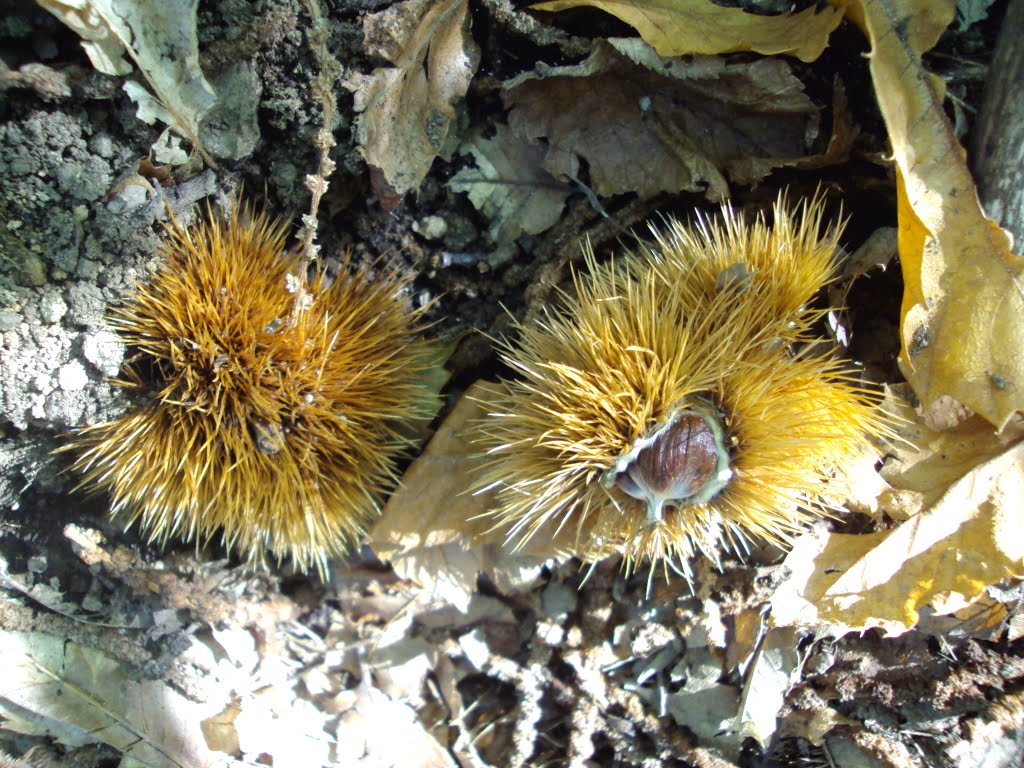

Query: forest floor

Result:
[0,1,1021,767]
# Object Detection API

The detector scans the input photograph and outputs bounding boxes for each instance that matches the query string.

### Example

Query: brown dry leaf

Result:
[369,381,551,611]
[504,39,830,201]
[779,705,856,747]
[348,0,480,196]
[845,0,1024,432]
[530,0,844,62]
[449,124,571,242]
[771,441,1024,636]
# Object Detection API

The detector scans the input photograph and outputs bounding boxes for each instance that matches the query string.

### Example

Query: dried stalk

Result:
[291,0,341,325]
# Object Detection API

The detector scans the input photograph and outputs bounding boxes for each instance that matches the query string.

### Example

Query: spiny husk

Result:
[65,200,433,575]
[475,196,894,575]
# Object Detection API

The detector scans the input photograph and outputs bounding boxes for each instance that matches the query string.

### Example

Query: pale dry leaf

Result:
[504,39,825,201]
[449,124,570,242]
[530,0,844,62]
[0,630,228,767]
[369,381,549,611]
[915,591,1008,640]
[35,0,131,75]
[349,0,481,196]
[37,0,216,164]
[335,670,456,768]
[779,705,854,747]
[845,0,1024,431]
[771,441,1024,635]
[371,636,434,702]
[877,386,1011,518]
[735,628,802,747]
[232,686,331,768]
[665,684,740,744]
[209,627,259,673]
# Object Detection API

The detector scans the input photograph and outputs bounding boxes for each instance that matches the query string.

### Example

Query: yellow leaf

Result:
[530,0,845,61]
[772,442,1024,636]
[874,385,1012,518]
[847,0,1024,431]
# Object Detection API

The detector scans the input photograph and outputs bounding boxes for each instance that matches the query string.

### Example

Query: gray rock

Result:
[67,283,106,328]
[83,329,125,377]
[0,310,22,331]
[38,289,68,323]
[199,62,262,161]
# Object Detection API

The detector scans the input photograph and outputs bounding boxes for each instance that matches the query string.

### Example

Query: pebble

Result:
[0,311,22,332]
[413,215,448,241]
[58,360,88,391]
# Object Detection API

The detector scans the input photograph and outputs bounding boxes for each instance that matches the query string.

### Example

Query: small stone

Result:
[58,360,88,391]
[17,253,47,287]
[0,310,21,331]
[413,215,448,241]
[39,290,68,323]
[83,329,124,376]
[67,283,105,327]
[542,580,578,619]
[75,258,102,280]
[106,180,151,214]
[89,133,114,158]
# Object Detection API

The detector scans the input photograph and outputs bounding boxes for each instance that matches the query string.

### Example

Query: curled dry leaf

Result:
[348,0,481,197]
[734,627,802,747]
[771,442,1024,636]
[845,0,1024,432]
[504,39,836,201]
[368,381,552,611]
[770,0,1024,642]
[530,0,844,62]
[35,0,133,75]
[876,386,1013,519]
[37,0,216,164]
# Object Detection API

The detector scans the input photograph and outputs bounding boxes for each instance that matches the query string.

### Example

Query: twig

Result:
[291,0,341,325]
